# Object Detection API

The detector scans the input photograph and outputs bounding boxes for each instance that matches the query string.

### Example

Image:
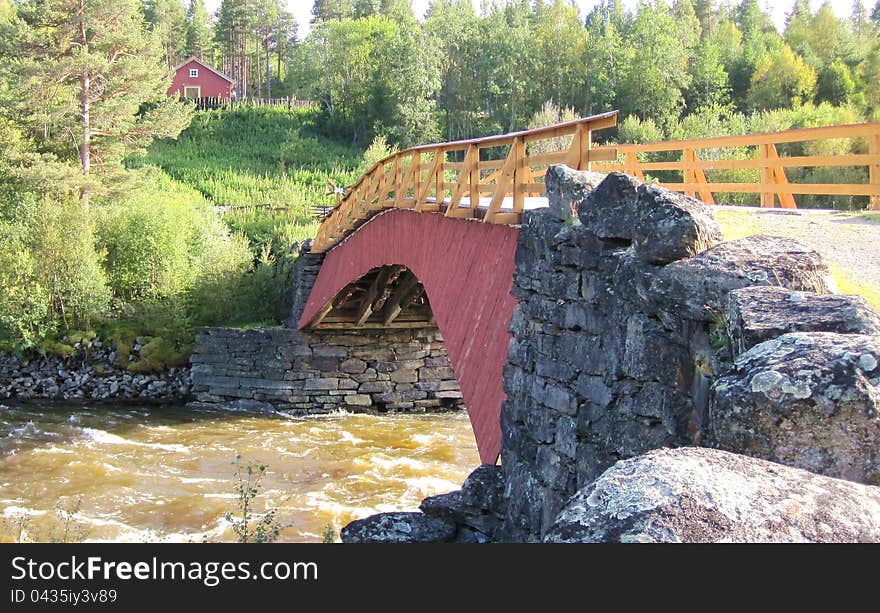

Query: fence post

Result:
[625,150,644,180]
[759,143,774,208]
[683,148,695,198]
[871,132,880,211]
[765,143,797,209]
[411,152,420,207]
[436,149,444,206]
[469,145,480,210]
[512,136,525,213]
[581,125,592,171]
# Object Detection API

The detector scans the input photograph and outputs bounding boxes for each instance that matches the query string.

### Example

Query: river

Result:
[0,403,480,543]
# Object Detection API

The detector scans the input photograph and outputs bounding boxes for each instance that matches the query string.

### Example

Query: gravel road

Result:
[714,208,880,289]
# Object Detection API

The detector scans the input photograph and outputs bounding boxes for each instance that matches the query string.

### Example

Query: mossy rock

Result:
[37,340,76,358]
[63,330,97,345]
[106,330,137,367]
[126,337,191,373]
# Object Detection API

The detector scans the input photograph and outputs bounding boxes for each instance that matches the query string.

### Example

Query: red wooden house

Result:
[167,57,235,100]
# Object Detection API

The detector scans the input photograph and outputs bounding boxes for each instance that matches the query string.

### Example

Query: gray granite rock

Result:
[545,164,607,221]
[340,512,456,543]
[710,331,880,484]
[576,171,641,239]
[650,234,833,322]
[420,464,505,539]
[632,184,723,264]
[544,447,880,543]
[724,286,880,357]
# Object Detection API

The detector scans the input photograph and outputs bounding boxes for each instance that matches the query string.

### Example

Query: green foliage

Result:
[617,2,695,129]
[127,337,190,373]
[526,101,579,157]
[0,194,110,349]
[617,115,665,145]
[747,45,818,110]
[142,105,362,215]
[358,134,398,175]
[2,0,193,204]
[817,61,857,105]
[97,169,210,303]
[186,231,254,326]
[225,455,290,543]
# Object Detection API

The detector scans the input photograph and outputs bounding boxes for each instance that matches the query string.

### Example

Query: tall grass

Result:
[138,105,363,220]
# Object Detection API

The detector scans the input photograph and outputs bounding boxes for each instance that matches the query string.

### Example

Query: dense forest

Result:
[0,0,878,356]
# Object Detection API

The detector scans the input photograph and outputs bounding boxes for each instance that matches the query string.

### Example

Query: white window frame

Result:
[189,68,199,78]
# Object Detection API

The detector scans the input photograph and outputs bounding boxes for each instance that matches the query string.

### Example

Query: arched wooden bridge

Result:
[297,112,880,464]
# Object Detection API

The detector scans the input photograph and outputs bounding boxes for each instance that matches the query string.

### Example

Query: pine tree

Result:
[185,0,210,59]
[851,0,867,37]
[142,0,187,67]
[4,0,192,208]
[380,0,415,24]
[312,0,352,23]
[352,0,379,18]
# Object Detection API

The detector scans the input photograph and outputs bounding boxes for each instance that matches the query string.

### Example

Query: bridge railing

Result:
[311,111,620,253]
[592,122,880,210]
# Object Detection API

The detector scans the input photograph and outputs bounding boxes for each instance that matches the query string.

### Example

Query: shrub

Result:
[526,101,579,157]
[225,455,290,543]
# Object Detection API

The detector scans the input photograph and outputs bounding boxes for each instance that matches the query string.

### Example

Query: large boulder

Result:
[710,331,880,485]
[419,464,505,540]
[725,286,880,357]
[632,184,723,264]
[650,235,832,322]
[544,447,880,543]
[544,165,607,221]
[576,171,641,239]
[340,512,456,543]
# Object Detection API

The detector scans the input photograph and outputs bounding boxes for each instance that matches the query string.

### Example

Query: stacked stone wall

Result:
[190,327,464,414]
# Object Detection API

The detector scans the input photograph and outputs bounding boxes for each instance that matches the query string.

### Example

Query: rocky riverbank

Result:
[0,335,192,403]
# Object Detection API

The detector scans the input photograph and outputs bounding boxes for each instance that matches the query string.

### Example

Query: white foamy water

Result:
[0,404,480,542]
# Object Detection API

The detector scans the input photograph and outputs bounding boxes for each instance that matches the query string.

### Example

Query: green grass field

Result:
[132,104,365,254]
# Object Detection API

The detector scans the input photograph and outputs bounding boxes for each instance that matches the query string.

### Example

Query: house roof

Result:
[173,57,235,84]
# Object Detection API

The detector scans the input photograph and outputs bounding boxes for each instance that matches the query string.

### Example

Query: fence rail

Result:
[186,96,314,111]
[311,111,620,253]
[592,122,880,210]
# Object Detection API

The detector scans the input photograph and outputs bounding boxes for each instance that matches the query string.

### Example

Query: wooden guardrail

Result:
[592,122,880,210]
[310,111,619,253]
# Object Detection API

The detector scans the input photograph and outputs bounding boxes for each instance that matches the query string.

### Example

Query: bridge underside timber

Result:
[299,209,519,464]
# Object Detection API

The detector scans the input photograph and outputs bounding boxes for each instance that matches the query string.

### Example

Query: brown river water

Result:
[0,403,480,542]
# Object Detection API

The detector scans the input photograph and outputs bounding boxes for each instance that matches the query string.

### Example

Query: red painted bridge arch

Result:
[298,209,520,464]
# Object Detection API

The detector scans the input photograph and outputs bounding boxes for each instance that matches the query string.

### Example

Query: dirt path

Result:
[714,208,880,288]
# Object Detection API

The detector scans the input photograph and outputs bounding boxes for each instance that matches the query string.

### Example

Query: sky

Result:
[203,1,862,37]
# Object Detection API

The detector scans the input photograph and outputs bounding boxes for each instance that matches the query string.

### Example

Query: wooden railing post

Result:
[871,132,880,210]
[683,148,695,198]
[582,127,592,171]
[470,146,480,209]
[624,150,645,180]
[412,152,421,207]
[759,143,774,208]
[415,150,443,212]
[512,136,525,214]
[446,144,478,217]
[765,143,796,209]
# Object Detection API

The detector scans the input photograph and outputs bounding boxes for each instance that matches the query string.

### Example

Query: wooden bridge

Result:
[298,113,880,464]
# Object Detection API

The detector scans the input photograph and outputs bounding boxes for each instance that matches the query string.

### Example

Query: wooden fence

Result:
[592,122,880,210]
[188,96,314,111]
[311,111,620,253]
